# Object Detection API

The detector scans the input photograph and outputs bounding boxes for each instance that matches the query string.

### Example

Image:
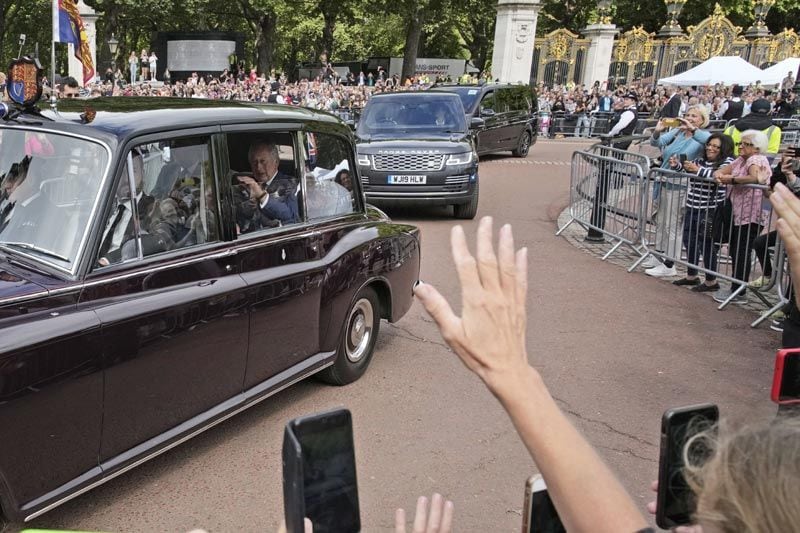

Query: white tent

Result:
[658,56,765,86]
[759,57,800,86]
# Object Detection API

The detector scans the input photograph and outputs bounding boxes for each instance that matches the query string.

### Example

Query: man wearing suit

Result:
[660,86,682,118]
[237,140,299,227]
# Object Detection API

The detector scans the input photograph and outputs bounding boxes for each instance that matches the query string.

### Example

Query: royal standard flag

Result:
[52,0,95,85]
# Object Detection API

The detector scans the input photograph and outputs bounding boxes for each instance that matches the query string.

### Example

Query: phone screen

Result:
[292,411,360,533]
[657,405,718,528]
[776,349,800,403]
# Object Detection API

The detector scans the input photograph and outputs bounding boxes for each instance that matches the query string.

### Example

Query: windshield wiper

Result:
[0,242,70,263]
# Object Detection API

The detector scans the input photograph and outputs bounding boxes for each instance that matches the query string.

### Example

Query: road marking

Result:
[481,159,571,165]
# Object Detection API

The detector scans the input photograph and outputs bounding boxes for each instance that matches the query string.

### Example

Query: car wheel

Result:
[453,182,479,219]
[512,129,532,158]
[318,286,381,386]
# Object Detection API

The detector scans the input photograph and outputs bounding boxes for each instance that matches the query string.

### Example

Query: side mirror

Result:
[480,108,495,117]
[470,117,486,129]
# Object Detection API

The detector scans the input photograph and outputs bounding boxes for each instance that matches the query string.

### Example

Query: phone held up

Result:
[656,404,719,529]
[772,348,800,405]
[283,408,361,533]
[522,475,566,533]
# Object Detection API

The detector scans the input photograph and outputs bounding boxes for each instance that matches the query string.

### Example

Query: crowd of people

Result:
[539,75,799,121]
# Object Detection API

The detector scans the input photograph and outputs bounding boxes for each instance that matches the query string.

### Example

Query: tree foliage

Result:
[0,0,798,80]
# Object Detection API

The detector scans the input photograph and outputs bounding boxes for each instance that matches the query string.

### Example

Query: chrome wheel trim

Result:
[346,298,374,363]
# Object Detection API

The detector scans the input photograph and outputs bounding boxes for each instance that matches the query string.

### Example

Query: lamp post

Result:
[658,0,688,38]
[596,0,612,24]
[107,34,118,74]
[745,0,775,39]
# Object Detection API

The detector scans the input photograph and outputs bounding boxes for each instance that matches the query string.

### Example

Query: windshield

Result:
[357,95,467,136]
[431,87,482,114]
[0,128,110,272]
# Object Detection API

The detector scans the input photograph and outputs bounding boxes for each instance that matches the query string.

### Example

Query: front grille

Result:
[372,153,445,172]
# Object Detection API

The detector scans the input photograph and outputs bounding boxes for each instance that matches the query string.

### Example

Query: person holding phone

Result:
[414,215,800,533]
[643,106,712,277]
[666,133,736,290]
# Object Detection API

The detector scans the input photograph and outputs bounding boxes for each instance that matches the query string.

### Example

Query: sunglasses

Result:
[738,141,754,147]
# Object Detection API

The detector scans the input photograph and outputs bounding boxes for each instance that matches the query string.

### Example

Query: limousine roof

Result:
[8,97,346,143]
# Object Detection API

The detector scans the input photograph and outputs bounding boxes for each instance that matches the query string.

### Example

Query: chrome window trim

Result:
[0,126,114,278]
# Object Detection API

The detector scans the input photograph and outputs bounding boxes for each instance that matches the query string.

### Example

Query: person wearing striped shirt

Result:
[668,133,736,290]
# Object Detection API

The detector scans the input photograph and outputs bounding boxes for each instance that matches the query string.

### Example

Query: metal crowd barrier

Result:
[630,167,790,314]
[556,147,648,262]
[560,145,796,326]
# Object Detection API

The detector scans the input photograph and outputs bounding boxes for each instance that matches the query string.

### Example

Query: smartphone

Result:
[662,118,681,128]
[522,475,566,533]
[679,154,688,164]
[656,404,719,529]
[282,408,360,533]
[771,348,800,405]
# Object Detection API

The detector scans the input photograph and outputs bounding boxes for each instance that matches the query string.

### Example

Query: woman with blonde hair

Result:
[643,105,712,277]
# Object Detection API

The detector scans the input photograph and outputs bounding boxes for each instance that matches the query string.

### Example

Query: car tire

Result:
[512,129,532,158]
[318,286,381,386]
[453,183,479,219]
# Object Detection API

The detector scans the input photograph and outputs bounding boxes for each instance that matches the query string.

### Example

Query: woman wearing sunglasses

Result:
[711,130,772,303]
[668,133,736,291]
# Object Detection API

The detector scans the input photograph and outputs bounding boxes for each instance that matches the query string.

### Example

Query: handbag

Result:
[710,198,733,244]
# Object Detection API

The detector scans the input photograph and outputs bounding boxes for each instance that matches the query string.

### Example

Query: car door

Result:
[299,129,370,351]
[477,90,499,154]
[79,133,250,464]
[497,87,527,149]
[221,128,324,390]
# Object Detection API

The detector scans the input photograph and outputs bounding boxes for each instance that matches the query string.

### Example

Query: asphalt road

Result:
[19,139,778,532]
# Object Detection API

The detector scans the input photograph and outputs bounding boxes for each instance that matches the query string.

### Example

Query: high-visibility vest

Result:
[723,124,781,157]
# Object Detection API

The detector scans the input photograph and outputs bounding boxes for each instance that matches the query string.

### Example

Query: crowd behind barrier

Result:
[559,138,792,328]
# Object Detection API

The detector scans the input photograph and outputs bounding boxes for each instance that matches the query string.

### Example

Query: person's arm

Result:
[414,218,647,533]
[770,183,800,293]
[260,190,298,223]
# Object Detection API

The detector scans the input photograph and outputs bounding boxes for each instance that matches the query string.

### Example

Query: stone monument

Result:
[582,23,618,87]
[490,0,541,84]
[68,0,98,86]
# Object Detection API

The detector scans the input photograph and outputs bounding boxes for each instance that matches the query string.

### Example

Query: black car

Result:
[355,92,479,219]
[0,75,419,522]
[430,83,537,158]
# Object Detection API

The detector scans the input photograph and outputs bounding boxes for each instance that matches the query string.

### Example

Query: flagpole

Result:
[51,0,57,109]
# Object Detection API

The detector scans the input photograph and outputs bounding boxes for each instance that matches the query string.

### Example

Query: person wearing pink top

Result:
[712,129,772,303]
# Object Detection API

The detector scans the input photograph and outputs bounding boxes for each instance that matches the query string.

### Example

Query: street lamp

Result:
[658,0,688,37]
[745,0,775,39]
[596,0,613,24]
[107,34,118,73]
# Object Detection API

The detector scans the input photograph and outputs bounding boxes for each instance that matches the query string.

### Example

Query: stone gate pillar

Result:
[581,23,618,87]
[491,0,541,83]
[68,0,98,86]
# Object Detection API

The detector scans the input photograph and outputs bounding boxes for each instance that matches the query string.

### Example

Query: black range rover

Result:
[356,92,479,219]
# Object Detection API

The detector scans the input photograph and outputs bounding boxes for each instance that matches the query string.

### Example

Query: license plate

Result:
[388,175,427,184]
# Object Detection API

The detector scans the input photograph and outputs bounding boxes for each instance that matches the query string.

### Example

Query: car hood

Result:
[356,136,472,155]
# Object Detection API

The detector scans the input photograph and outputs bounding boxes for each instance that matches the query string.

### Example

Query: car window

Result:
[302,132,358,220]
[95,137,220,267]
[481,92,495,113]
[225,132,300,235]
[495,89,512,113]
[0,128,110,272]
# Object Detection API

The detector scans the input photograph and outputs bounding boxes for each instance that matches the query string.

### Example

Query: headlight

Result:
[357,154,371,167]
[445,152,474,165]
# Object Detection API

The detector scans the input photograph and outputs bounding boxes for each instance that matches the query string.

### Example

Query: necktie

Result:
[99,204,127,258]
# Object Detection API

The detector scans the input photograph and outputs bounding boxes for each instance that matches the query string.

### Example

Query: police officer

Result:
[585,91,639,242]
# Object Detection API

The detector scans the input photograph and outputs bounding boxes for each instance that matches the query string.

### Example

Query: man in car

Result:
[237,140,298,226]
